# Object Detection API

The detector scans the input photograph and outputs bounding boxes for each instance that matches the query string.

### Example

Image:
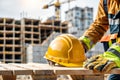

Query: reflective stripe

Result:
[107,48,120,57]
[108,40,112,47]
[110,25,119,34]
[79,36,94,50]
[110,43,120,52]
[109,18,120,25]
[108,13,120,34]
[107,43,120,57]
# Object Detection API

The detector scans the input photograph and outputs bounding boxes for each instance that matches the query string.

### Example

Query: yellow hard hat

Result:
[44,34,86,67]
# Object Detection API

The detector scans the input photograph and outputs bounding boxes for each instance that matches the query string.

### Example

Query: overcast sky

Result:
[0,0,99,21]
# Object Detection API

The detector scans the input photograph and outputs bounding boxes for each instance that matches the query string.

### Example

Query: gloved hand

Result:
[83,43,120,72]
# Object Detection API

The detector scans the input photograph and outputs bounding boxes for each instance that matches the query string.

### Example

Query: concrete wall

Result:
[26,32,61,63]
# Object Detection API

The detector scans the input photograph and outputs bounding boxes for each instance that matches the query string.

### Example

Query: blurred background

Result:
[0,0,99,21]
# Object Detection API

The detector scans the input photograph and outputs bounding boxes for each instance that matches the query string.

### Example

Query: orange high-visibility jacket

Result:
[83,0,120,44]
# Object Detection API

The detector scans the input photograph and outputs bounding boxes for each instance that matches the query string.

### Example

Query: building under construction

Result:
[0,17,68,63]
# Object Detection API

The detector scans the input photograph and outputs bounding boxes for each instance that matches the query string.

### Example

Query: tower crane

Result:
[42,0,75,20]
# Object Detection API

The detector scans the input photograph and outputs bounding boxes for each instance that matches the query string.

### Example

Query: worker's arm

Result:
[83,42,120,72]
[80,0,109,51]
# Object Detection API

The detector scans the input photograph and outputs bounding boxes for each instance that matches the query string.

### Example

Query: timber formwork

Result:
[0,17,68,63]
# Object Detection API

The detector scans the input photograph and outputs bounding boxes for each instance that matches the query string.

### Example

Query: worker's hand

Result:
[83,43,120,73]
[83,55,117,72]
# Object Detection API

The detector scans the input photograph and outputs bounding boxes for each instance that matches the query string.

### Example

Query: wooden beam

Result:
[2,75,16,80]
[53,66,120,75]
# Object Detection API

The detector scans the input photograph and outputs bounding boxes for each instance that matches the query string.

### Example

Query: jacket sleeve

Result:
[83,0,109,44]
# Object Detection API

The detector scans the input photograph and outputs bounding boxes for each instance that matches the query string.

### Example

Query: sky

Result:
[0,0,99,21]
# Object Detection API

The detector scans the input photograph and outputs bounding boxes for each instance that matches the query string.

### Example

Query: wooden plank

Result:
[84,75,104,80]
[53,66,120,75]
[32,74,57,80]
[108,68,120,74]
[10,63,54,75]
[54,67,93,75]
[0,63,119,75]
[0,65,12,75]
[0,70,12,75]
[0,64,33,75]
[69,75,104,80]
[25,63,120,75]
[26,63,55,75]
[69,75,84,80]
[23,63,57,80]
[2,75,16,80]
